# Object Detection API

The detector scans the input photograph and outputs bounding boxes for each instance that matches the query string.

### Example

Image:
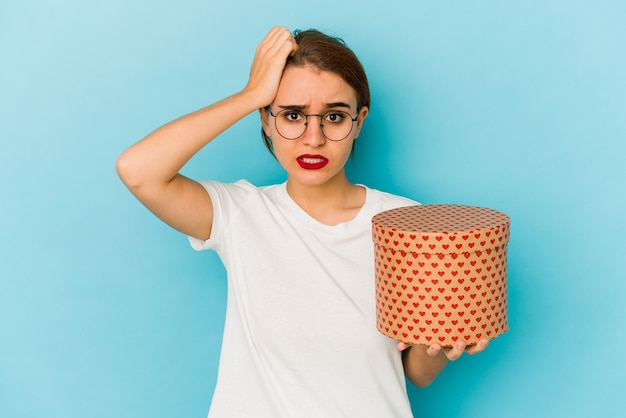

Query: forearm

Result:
[116,90,262,189]
[402,344,449,388]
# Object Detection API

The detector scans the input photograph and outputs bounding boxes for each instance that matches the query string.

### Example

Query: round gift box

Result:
[372,204,510,346]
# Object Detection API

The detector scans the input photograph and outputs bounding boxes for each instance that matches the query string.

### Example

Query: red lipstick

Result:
[297,154,329,170]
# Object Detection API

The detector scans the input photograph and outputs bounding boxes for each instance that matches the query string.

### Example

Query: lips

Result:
[297,154,329,170]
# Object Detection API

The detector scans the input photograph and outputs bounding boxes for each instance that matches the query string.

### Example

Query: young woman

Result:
[116,26,488,417]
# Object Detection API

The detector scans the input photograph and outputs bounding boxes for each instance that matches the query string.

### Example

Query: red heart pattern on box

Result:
[371,205,510,346]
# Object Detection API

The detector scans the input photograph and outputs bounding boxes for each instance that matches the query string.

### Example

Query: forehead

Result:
[274,66,358,109]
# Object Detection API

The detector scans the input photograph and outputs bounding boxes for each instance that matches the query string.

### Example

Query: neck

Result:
[285,172,365,225]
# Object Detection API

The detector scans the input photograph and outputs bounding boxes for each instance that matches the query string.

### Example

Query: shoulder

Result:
[358,186,419,222]
[365,187,419,210]
[189,180,284,250]
[198,179,282,202]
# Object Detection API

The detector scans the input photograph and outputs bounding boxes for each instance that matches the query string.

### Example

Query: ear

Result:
[259,107,272,137]
[354,106,369,138]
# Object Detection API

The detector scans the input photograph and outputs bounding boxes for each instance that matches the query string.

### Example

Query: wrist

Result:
[237,86,274,111]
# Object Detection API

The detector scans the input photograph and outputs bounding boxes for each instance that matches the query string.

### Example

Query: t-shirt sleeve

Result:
[187,180,255,251]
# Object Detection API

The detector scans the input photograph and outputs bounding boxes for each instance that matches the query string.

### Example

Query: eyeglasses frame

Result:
[268,108,359,142]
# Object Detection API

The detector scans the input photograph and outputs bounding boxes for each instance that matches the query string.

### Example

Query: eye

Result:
[324,112,346,124]
[281,111,304,122]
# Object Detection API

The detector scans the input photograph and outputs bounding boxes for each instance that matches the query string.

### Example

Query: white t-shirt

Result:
[189,180,417,418]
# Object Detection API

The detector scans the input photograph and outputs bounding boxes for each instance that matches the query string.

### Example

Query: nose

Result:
[301,115,326,147]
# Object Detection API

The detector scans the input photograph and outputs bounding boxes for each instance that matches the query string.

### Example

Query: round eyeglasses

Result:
[269,109,358,141]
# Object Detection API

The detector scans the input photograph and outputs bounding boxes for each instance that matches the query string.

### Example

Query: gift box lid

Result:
[372,204,510,254]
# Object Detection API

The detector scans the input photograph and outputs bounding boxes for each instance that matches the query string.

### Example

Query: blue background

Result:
[1,1,625,417]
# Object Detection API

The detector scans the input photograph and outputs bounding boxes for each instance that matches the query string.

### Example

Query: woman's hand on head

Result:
[397,339,489,361]
[244,26,298,109]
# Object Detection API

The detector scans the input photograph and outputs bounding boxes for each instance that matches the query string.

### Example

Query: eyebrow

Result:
[325,102,353,110]
[277,102,354,112]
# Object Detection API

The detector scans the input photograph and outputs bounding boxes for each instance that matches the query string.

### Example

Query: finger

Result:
[426,344,442,356]
[263,26,294,51]
[277,30,297,55]
[397,341,412,351]
[289,36,299,55]
[263,26,289,44]
[464,339,489,355]
[445,342,466,361]
[256,26,289,56]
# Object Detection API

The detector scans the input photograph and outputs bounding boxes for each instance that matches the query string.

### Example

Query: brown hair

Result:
[262,29,370,156]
